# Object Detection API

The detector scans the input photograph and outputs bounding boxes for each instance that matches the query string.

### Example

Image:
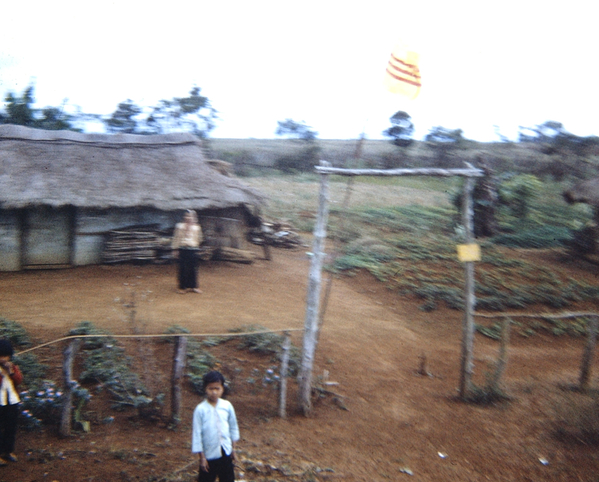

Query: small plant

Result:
[162,325,191,343]
[161,327,221,395]
[14,352,47,385]
[68,320,113,349]
[69,322,159,416]
[19,381,62,430]
[233,325,300,376]
[19,380,90,431]
[498,173,542,219]
[187,349,217,395]
[464,383,512,405]
[0,317,31,347]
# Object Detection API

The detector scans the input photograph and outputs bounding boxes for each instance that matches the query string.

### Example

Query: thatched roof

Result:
[0,125,263,210]
[563,177,599,207]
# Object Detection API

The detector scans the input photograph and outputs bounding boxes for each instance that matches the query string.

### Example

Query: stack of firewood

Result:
[102,225,166,264]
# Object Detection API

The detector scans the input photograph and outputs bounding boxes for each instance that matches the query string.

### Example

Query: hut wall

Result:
[198,207,247,249]
[0,205,248,270]
[21,206,73,267]
[0,210,21,271]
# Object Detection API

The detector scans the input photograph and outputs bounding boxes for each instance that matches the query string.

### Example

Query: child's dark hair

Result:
[0,339,13,358]
[202,370,225,388]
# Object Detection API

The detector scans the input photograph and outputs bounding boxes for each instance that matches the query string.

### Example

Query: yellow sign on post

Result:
[457,244,481,262]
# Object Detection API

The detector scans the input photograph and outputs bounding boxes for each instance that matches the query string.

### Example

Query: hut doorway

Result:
[21,206,75,268]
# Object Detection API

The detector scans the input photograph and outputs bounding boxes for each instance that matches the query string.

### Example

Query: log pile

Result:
[248,220,305,249]
[102,225,166,264]
[213,247,256,264]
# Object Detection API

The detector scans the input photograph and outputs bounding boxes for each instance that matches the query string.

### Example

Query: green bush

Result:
[67,320,113,349]
[498,174,543,219]
[70,322,156,413]
[0,317,31,347]
[274,145,321,173]
[14,352,47,386]
[233,325,300,376]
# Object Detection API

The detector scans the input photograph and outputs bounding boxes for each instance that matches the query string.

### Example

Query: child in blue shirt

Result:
[192,371,240,482]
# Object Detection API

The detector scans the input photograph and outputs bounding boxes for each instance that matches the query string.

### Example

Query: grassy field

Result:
[245,173,598,326]
[210,136,599,180]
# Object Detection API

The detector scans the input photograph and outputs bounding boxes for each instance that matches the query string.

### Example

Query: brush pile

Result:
[247,220,305,249]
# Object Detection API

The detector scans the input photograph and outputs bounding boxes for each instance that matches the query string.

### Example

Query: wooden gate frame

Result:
[298,161,484,415]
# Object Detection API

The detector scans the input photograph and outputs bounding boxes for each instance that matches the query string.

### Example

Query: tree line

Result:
[2,84,599,179]
[0,84,217,139]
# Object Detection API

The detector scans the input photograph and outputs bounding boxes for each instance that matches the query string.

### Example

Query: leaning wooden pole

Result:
[299,161,331,416]
[459,176,476,398]
[579,315,599,391]
[60,339,81,437]
[318,176,354,335]
[170,336,188,425]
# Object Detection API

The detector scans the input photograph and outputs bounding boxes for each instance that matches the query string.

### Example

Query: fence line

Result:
[474,310,599,393]
[475,311,599,320]
[15,328,304,356]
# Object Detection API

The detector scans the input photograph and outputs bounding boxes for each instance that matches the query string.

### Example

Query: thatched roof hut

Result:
[563,177,599,208]
[0,124,262,210]
[0,125,264,270]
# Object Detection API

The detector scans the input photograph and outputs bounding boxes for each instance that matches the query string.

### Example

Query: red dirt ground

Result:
[1,245,599,481]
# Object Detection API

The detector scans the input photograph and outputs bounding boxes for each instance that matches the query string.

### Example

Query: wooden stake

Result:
[60,339,81,437]
[489,317,511,391]
[318,176,354,334]
[171,336,188,425]
[299,161,331,416]
[580,315,599,391]
[278,333,291,419]
[417,353,431,377]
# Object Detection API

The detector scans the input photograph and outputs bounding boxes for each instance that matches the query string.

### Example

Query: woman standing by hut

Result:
[172,210,203,294]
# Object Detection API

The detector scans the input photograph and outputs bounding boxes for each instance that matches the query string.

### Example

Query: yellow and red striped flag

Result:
[383,42,421,99]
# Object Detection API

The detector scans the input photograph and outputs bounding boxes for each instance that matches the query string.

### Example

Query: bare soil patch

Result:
[1,245,599,481]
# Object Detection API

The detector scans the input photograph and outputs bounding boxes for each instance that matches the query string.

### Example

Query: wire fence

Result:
[15,327,304,356]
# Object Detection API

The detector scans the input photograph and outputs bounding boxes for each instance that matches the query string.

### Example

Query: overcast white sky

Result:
[1,0,597,141]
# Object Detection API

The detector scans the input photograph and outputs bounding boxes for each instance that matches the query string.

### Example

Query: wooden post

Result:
[318,177,354,335]
[262,243,272,261]
[171,336,188,425]
[299,161,331,416]
[459,176,476,398]
[60,339,81,437]
[579,315,599,391]
[489,317,511,391]
[278,333,291,419]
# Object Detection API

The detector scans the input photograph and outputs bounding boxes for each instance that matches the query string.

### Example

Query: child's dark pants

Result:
[198,451,235,482]
[0,404,19,454]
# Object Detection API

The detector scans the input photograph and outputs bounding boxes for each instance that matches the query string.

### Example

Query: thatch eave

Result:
[0,125,264,211]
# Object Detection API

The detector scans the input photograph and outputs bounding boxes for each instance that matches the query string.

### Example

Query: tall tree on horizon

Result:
[2,84,76,130]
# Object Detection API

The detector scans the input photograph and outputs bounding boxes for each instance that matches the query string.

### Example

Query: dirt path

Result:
[1,246,599,481]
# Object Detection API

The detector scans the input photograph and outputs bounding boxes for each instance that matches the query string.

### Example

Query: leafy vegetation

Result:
[246,172,598,316]
[0,317,32,347]
[231,325,301,376]
[68,322,159,413]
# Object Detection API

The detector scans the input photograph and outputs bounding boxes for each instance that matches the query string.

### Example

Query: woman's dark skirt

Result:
[178,248,199,290]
